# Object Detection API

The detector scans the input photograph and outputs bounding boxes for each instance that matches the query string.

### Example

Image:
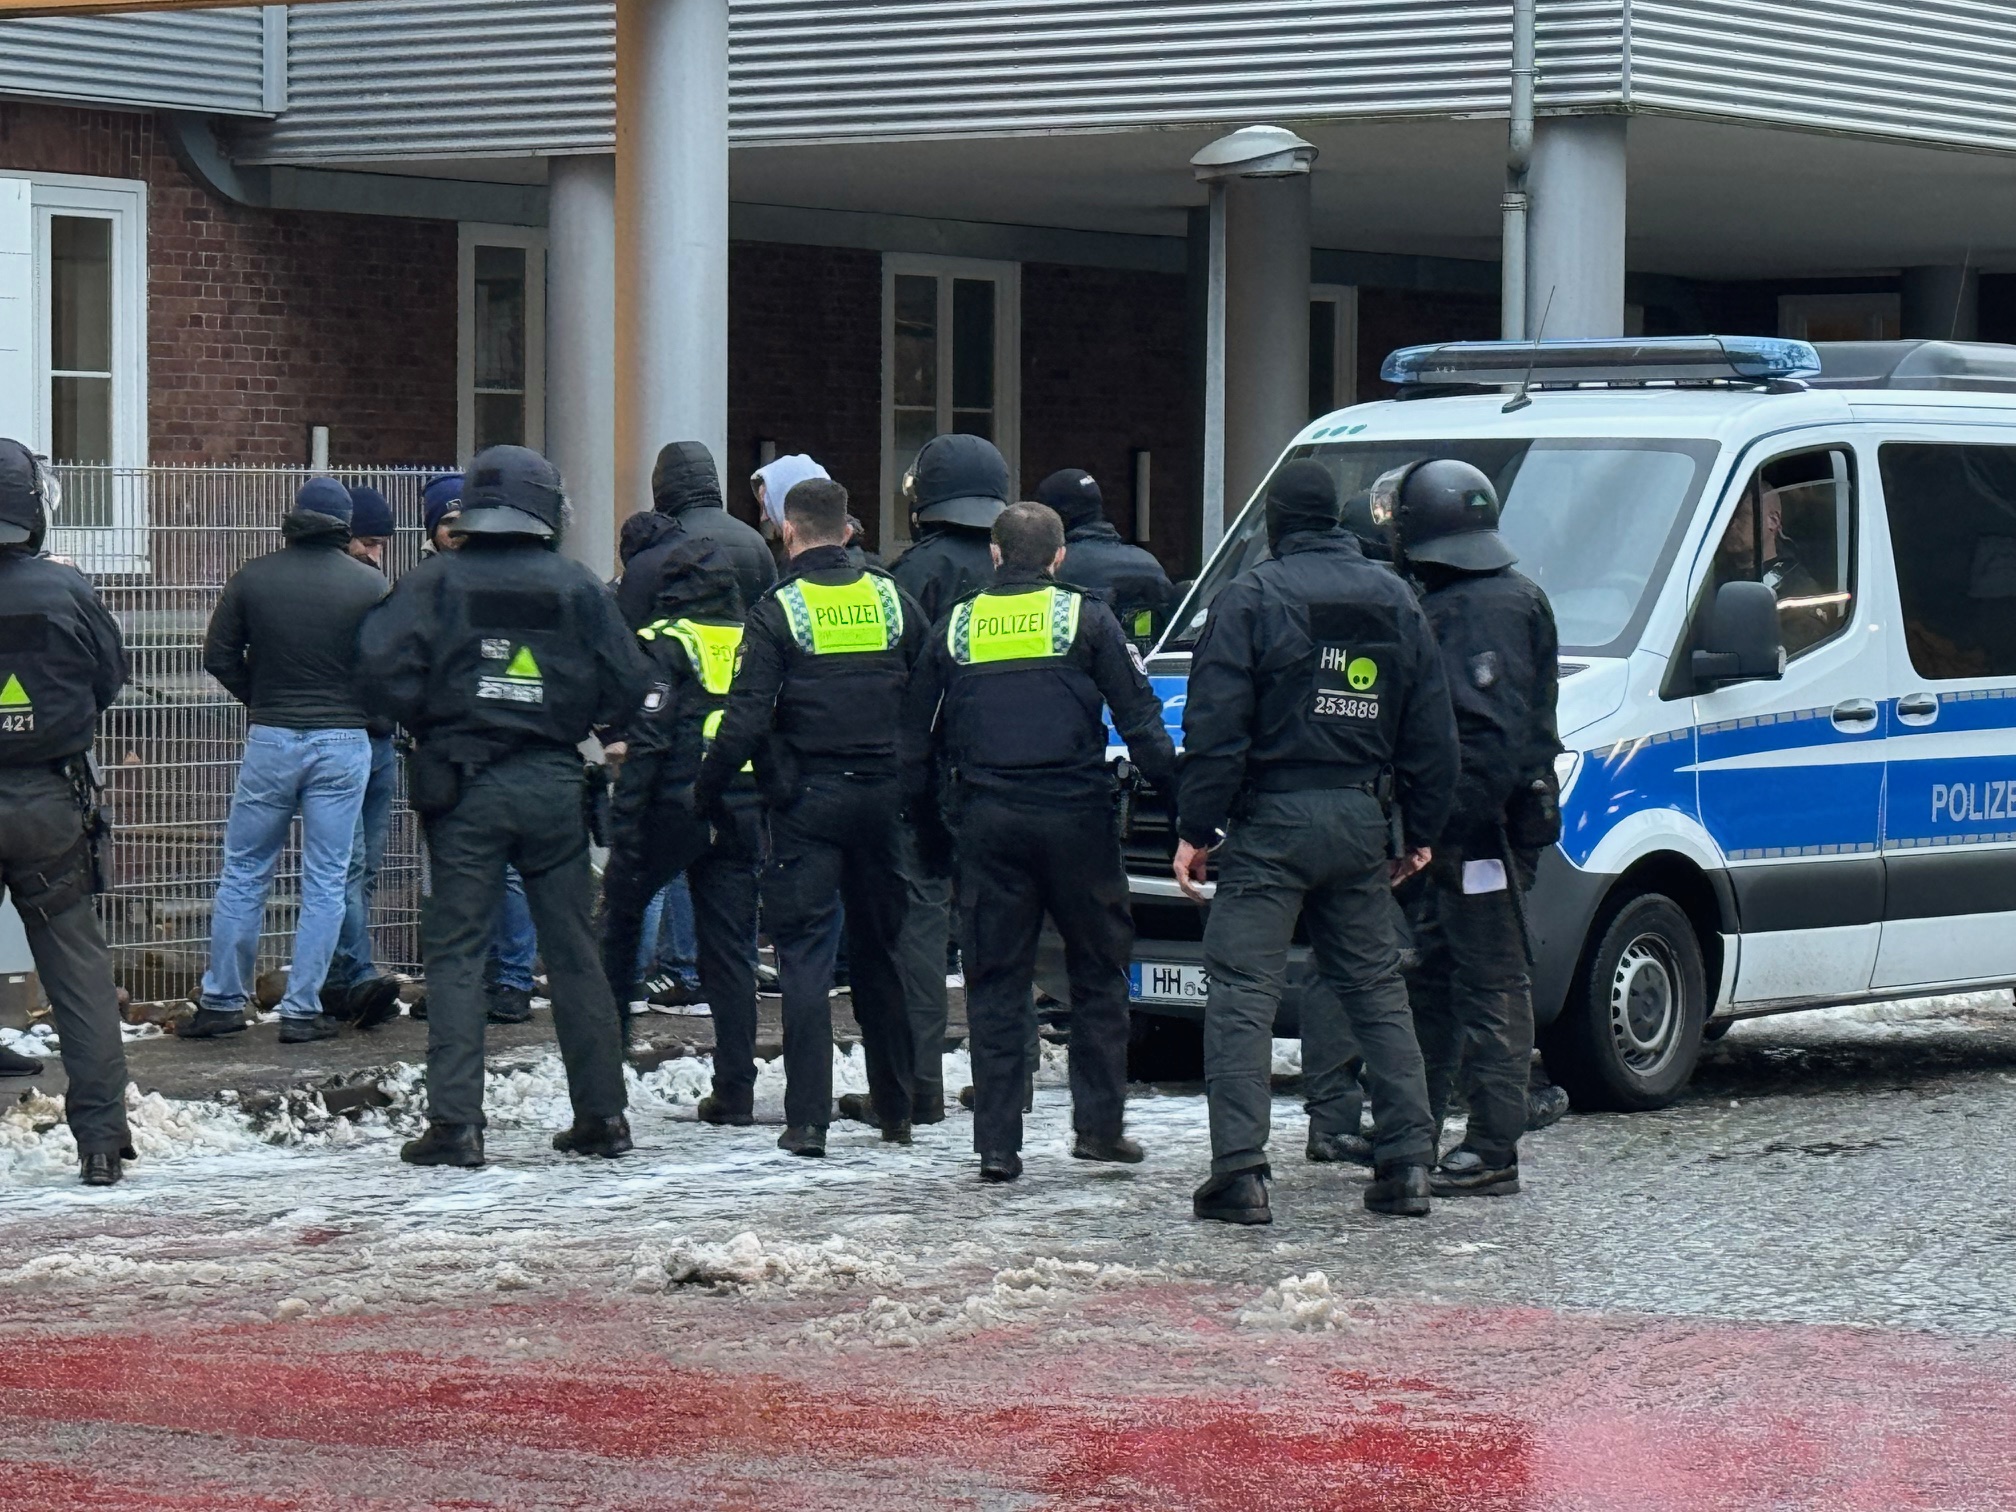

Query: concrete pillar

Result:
[1221,173,1311,520]
[614,0,729,527]
[1527,116,1628,339]
[547,153,617,575]
[1901,265,1979,340]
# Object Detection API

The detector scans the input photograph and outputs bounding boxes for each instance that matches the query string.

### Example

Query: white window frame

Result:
[29,172,148,574]
[458,223,546,463]
[1779,293,1900,342]
[880,253,1020,550]
[1309,282,1360,417]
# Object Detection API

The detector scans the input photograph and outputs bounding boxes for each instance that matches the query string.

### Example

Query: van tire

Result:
[1542,892,1707,1112]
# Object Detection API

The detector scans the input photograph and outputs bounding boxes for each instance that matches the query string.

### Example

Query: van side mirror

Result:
[1690,580,1786,689]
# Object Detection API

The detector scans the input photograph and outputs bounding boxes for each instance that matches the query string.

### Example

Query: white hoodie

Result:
[750,453,832,531]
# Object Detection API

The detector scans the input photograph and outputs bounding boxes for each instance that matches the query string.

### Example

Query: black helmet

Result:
[455,445,566,541]
[1339,490,1393,563]
[905,434,1008,530]
[0,439,59,548]
[1372,458,1515,571]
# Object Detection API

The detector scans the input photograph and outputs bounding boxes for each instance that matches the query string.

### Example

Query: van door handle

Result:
[1896,692,1940,727]
[1831,699,1879,732]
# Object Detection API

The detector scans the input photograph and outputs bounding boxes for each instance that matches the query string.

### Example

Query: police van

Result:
[1120,336,2016,1110]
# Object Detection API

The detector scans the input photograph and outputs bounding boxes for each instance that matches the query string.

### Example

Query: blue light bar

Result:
[1381,335,1822,388]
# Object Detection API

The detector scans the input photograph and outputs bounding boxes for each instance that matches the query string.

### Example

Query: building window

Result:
[458,225,545,461]
[1309,284,1359,419]
[881,254,1019,548]
[1779,294,1899,343]
[8,174,148,567]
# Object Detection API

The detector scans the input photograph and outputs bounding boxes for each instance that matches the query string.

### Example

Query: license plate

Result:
[1130,961,1209,1004]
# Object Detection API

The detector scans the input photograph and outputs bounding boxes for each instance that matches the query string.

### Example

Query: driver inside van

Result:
[1712,474,1838,657]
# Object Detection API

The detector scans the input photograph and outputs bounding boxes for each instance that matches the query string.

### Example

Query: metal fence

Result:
[53,463,451,1005]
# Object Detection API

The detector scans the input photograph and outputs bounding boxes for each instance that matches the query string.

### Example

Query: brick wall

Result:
[0,101,456,466]
[1356,287,1501,400]
[726,240,881,543]
[1020,262,1194,575]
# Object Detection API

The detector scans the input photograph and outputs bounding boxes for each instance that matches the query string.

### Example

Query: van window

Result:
[1708,447,1855,661]
[1878,443,2016,679]
[1164,437,1716,658]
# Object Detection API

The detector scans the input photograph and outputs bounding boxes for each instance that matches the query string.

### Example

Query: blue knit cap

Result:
[348,485,394,539]
[295,476,354,525]
[421,473,464,536]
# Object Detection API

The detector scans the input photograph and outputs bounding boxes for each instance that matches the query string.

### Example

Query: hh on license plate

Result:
[1130,961,1208,1004]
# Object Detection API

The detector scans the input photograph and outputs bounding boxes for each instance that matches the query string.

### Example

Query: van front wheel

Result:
[1542,892,1707,1112]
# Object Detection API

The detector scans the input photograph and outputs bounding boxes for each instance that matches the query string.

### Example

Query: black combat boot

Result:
[835,1092,877,1125]
[1306,1130,1374,1166]
[0,1045,43,1077]
[979,1151,1023,1183]
[1072,1132,1145,1164]
[552,1115,633,1158]
[486,986,534,1025]
[79,1151,123,1186]
[880,1119,913,1146]
[695,1093,754,1127]
[778,1125,826,1157]
[1365,1162,1432,1216]
[1430,1148,1520,1197]
[277,1014,341,1044]
[1193,1168,1272,1225]
[1526,1085,1570,1131]
[175,1006,247,1039]
[401,1122,486,1168]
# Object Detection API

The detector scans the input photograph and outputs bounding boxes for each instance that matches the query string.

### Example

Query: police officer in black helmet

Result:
[1175,459,1459,1225]
[1378,458,1562,1198]
[0,440,134,1184]
[358,445,650,1169]
[877,434,1010,1127]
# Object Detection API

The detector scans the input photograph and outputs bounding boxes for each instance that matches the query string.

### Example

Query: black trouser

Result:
[420,749,626,1129]
[956,793,1132,1156]
[1406,857,1534,1168]
[892,823,951,1116]
[1201,788,1435,1176]
[762,773,912,1131]
[600,774,761,1107]
[0,767,129,1157]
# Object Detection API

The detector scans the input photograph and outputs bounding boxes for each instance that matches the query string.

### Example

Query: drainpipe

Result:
[1502,0,1536,340]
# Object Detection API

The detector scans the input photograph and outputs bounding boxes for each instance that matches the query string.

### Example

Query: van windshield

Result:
[1163,437,1719,658]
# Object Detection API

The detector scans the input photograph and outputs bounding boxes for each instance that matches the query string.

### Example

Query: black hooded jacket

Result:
[0,547,127,766]
[614,527,748,788]
[203,508,388,730]
[619,442,775,625]
[1176,528,1459,851]
[1057,519,1176,644]
[891,522,996,624]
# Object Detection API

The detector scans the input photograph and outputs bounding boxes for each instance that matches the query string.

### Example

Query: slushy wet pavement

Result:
[5,991,2015,1508]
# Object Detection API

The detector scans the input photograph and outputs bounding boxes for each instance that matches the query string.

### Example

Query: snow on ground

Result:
[1721,989,2013,1043]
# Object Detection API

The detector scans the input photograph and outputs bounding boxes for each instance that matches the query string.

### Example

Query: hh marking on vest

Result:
[0,672,32,733]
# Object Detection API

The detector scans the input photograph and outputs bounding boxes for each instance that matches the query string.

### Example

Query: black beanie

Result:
[1035,468,1104,531]
[1265,459,1340,545]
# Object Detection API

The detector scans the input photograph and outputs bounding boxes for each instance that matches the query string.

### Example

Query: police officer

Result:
[1381,458,1562,1197]
[0,440,134,1185]
[697,477,926,1156]
[904,502,1176,1181]
[599,529,761,1125]
[1174,460,1458,1224]
[358,446,649,1168]
[1037,468,1176,646]
[881,434,1010,1126]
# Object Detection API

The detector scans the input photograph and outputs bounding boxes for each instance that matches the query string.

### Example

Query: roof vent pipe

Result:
[1502,0,1537,340]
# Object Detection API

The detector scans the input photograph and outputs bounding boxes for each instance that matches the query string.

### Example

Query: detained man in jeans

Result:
[322,484,405,1029]
[179,478,390,1044]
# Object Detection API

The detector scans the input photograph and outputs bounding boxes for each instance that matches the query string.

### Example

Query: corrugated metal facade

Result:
[0,8,268,117]
[244,0,613,162]
[1627,0,2016,155]
[167,0,2016,163]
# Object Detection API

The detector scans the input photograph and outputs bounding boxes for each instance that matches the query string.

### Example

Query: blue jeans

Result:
[201,726,372,1020]
[638,875,703,991]
[330,733,397,989]
[486,866,538,993]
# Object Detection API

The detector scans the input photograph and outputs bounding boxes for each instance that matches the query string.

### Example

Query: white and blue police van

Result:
[1119,336,2016,1110]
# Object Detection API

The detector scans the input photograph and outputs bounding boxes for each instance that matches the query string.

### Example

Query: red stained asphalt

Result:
[4,1292,2011,1510]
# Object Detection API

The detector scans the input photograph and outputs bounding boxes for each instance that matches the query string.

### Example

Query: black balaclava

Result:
[1265,459,1341,548]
